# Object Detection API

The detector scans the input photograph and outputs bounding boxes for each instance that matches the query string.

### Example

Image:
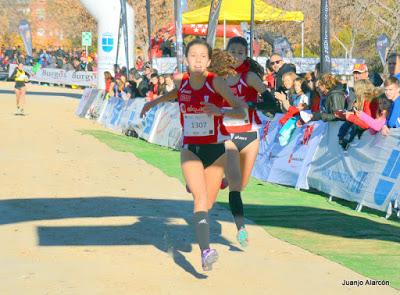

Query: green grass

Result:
[81,129,400,289]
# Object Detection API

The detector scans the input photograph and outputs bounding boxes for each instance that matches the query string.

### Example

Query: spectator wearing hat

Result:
[353,63,369,81]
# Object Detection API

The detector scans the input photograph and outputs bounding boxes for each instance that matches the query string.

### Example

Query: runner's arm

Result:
[140,76,181,118]
[213,76,247,119]
[246,72,279,113]
[10,69,17,80]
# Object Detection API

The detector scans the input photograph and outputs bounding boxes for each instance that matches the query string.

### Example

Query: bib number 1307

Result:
[184,113,215,136]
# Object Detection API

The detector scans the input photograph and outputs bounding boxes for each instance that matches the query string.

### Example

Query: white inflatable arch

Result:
[80,0,135,89]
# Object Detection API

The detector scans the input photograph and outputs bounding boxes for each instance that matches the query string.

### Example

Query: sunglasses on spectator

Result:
[270,60,282,65]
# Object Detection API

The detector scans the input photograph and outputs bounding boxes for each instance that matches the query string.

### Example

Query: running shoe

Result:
[201,248,219,271]
[237,226,248,247]
[20,108,24,115]
[15,106,20,115]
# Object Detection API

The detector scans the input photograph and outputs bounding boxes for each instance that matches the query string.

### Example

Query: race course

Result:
[0,82,397,295]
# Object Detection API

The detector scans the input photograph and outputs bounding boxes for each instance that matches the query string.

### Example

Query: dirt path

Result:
[0,82,397,295]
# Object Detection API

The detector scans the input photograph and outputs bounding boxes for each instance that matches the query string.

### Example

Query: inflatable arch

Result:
[80,0,135,89]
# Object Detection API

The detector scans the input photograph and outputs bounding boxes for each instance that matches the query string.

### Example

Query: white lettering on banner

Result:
[307,122,400,214]
[184,113,214,136]
[223,108,250,126]
[252,115,327,190]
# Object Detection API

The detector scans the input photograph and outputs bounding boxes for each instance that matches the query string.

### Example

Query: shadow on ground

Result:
[1,197,399,278]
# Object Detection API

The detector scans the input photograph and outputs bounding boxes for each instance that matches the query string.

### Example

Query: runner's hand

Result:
[201,102,220,116]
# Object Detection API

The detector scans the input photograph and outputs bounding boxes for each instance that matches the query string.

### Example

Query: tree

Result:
[353,0,400,59]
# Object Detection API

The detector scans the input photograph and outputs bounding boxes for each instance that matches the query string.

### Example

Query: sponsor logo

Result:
[101,33,114,53]
[374,149,400,205]
[180,88,192,95]
[198,219,208,224]
[322,170,368,194]
[180,94,191,102]
[187,105,204,113]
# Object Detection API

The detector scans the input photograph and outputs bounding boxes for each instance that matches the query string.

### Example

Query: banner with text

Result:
[252,114,327,189]
[308,123,400,213]
[9,64,96,87]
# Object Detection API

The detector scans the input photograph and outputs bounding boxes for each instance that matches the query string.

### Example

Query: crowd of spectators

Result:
[0,45,97,72]
[150,29,177,59]
[261,52,400,147]
[3,43,400,145]
[103,63,175,101]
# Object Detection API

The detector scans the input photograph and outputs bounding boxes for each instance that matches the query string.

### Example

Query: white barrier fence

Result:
[77,89,183,150]
[151,57,364,75]
[76,89,399,217]
[9,64,96,87]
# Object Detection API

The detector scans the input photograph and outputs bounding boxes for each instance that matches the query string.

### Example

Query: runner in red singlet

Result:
[217,37,275,247]
[140,38,247,272]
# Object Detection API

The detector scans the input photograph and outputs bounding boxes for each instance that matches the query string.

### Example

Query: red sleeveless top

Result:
[222,71,261,133]
[177,72,228,144]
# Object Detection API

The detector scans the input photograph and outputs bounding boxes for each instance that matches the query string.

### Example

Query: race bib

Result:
[223,108,250,127]
[184,113,214,137]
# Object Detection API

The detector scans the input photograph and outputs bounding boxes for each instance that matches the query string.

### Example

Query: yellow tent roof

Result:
[182,0,304,24]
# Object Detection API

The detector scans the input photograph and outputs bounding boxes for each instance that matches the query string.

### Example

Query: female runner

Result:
[140,38,247,271]
[217,37,274,247]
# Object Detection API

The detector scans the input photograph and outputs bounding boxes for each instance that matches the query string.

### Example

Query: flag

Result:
[120,0,130,73]
[320,0,331,74]
[206,0,223,48]
[18,20,33,57]
[174,0,184,72]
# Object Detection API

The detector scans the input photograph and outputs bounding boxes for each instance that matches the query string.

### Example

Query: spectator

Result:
[62,57,74,71]
[305,71,321,112]
[158,74,167,95]
[127,72,139,98]
[309,74,346,122]
[160,32,173,57]
[314,62,321,80]
[135,56,144,71]
[104,71,115,97]
[352,93,392,135]
[147,73,160,100]
[72,58,80,71]
[382,77,400,135]
[275,71,297,112]
[113,77,123,98]
[263,59,275,89]
[120,75,133,100]
[114,64,122,80]
[269,53,296,92]
[369,72,384,87]
[164,74,175,92]
[143,64,152,80]
[337,79,377,149]
[353,63,369,81]
[388,53,400,80]
[279,77,311,125]
[132,69,147,98]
